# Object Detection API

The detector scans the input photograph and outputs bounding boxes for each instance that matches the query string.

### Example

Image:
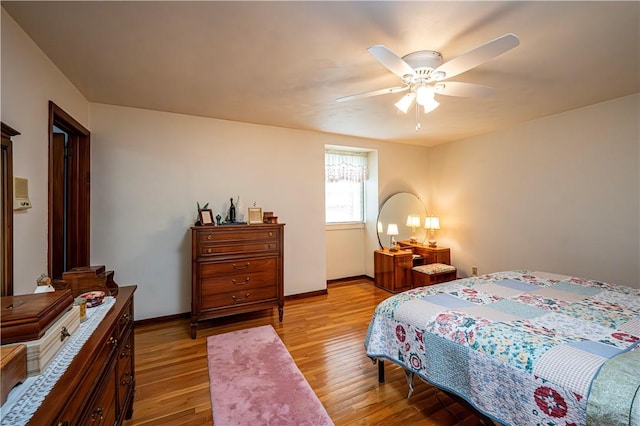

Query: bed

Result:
[365,270,640,425]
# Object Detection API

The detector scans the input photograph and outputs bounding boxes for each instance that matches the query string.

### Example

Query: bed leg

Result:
[377,359,385,383]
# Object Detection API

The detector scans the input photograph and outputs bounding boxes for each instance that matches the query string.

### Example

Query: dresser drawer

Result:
[201,268,276,294]
[55,324,117,424]
[201,286,278,310]
[117,330,134,414]
[83,362,117,426]
[198,227,280,244]
[199,240,279,256]
[117,298,134,340]
[200,258,275,277]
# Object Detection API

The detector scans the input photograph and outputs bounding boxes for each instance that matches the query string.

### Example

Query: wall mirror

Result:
[376,192,427,249]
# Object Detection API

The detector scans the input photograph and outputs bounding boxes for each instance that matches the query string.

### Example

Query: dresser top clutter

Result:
[0,265,136,425]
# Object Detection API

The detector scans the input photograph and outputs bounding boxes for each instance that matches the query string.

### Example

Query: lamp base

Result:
[428,241,437,248]
[389,246,398,252]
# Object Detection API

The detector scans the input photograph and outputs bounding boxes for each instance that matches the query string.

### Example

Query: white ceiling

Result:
[3,1,639,147]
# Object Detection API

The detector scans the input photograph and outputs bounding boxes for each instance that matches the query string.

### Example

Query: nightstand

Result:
[373,249,413,293]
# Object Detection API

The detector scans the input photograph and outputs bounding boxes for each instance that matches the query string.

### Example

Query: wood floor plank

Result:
[124,279,491,426]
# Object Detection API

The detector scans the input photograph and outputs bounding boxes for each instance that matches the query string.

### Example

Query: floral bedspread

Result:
[364,271,640,426]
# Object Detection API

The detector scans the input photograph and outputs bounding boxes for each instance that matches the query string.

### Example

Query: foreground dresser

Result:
[191,224,284,338]
[23,286,136,425]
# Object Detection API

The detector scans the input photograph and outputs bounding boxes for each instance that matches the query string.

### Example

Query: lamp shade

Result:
[386,223,399,236]
[422,99,440,114]
[406,214,421,228]
[395,93,416,114]
[416,85,440,114]
[424,216,440,230]
[416,85,435,106]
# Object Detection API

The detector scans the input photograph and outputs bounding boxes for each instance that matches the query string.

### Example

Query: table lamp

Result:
[406,214,421,243]
[387,223,399,251]
[424,216,440,247]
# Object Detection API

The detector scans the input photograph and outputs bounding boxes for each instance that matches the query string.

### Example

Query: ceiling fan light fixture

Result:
[395,92,415,114]
[339,34,520,127]
[422,98,440,114]
[416,85,436,106]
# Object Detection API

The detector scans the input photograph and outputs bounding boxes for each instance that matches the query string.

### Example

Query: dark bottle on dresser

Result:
[229,198,236,223]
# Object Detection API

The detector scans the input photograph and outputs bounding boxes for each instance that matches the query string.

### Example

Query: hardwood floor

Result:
[124,278,490,426]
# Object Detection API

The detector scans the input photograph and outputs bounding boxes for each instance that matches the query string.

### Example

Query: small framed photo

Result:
[199,209,214,226]
[247,207,263,224]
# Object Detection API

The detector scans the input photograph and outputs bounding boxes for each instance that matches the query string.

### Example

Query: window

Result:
[325,150,368,223]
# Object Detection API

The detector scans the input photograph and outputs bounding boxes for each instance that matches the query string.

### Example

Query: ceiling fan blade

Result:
[434,82,495,97]
[433,33,519,80]
[336,86,408,102]
[367,45,416,78]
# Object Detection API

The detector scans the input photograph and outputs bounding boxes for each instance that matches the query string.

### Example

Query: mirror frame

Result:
[376,192,427,249]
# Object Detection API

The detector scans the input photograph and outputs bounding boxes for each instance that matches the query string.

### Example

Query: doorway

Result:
[48,101,91,279]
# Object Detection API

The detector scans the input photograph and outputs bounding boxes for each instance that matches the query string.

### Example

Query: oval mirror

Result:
[376,192,427,249]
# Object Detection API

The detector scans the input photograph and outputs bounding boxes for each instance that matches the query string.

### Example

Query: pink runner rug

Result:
[207,325,334,426]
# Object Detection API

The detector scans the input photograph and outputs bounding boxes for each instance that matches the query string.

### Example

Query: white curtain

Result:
[325,151,369,183]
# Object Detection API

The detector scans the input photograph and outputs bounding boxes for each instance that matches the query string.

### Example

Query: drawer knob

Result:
[231,277,250,285]
[91,407,104,422]
[121,371,133,386]
[206,235,212,240]
[206,248,212,254]
[269,231,273,237]
[232,262,250,270]
[231,292,250,302]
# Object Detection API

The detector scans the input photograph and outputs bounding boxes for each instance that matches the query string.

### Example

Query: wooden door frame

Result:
[48,101,91,279]
[1,122,19,296]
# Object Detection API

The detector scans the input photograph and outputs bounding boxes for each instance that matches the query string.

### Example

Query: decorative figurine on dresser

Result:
[190,222,285,338]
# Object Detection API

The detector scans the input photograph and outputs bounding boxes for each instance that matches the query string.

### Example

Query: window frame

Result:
[324,149,369,225]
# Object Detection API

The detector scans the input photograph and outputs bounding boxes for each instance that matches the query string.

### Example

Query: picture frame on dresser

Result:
[247,207,263,224]
[198,209,214,225]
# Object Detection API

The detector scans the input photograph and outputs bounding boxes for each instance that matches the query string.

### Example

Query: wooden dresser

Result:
[191,224,284,338]
[26,285,136,425]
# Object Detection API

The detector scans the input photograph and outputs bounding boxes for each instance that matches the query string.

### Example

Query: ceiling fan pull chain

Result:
[415,104,422,131]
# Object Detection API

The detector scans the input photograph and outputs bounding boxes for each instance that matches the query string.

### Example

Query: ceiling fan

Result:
[337,33,520,129]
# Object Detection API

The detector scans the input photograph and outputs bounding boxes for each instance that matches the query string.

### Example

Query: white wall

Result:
[89,105,320,318]
[430,94,640,288]
[326,225,366,280]
[1,9,89,292]
[89,105,431,318]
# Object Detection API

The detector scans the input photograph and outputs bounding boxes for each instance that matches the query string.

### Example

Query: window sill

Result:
[325,223,365,231]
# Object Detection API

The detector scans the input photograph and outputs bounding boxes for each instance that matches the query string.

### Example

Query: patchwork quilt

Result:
[364,271,640,426]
